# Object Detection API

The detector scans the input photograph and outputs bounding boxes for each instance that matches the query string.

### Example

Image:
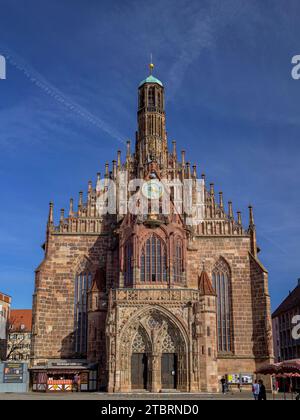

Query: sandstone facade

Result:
[31,68,273,392]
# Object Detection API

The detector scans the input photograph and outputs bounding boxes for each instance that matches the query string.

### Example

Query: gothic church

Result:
[30,65,273,392]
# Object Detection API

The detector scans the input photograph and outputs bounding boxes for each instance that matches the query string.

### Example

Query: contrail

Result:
[0,45,127,146]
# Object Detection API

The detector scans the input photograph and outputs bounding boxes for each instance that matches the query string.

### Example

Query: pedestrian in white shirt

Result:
[252,380,260,400]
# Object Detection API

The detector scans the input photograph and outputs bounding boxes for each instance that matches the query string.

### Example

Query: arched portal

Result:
[117,307,189,392]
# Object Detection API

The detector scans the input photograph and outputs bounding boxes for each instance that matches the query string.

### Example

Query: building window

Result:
[74,272,92,355]
[148,87,155,107]
[139,89,145,109]
[140,234,167,282]
[124,240,133,286]
[173,239,183,283]
[212,258,233,353]
[157,91,161,110]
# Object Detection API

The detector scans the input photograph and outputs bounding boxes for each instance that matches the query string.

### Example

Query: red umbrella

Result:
[280,360,300,374]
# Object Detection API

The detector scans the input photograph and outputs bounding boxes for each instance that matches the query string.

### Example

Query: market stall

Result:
[30,364,97,392]
[256,359,300,400]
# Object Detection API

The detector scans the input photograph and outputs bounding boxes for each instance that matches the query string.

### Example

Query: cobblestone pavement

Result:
[0,391,292,400]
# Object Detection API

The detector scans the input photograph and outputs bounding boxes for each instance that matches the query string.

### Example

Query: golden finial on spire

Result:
[149,53,154,74]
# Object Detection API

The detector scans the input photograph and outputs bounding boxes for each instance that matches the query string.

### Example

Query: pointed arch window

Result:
[140,234,167,282]
[139,89,145,109]
[74,272,92,355]
[124,240,133,286]
[148,87,155,108]
[212,259,232,353]
[173,238,184,283]
[157,91,161,110]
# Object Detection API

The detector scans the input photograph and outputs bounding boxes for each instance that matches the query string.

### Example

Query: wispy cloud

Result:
[164,0,255,99]
[0,45,127,146]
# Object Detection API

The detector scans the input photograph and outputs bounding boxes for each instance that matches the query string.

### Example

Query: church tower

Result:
[135,62,168,172]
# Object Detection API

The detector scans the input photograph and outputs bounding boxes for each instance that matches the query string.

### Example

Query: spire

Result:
[69,198,74,217]
[79,191,83,208]
[105,163,109,178]
[237,211,242,225]
[126,141,131,168]
[192,165,197,178]
[198,268,216,296]
[248,205,257,257]
[219,192,224,209]
[45,201,54,255]
[181,150,185,167]
[172,140,177,158]
[228,201,233,219]
[88,180,92,193]
[112,160,117,179]
[60,208,65,225]
[186,162,191,178]
[249,205,255,226]
[117,150,121,169]
[48,201,54,226]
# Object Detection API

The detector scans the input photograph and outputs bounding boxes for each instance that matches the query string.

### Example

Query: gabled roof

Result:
[198,270,216,296]
[272,283,300,318]
[91,268,106,293]
[9,309,32,332]
[0,292,11,303]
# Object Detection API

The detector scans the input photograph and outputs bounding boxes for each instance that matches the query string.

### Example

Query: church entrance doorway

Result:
[131,353,148,390]
[161,353,177,389]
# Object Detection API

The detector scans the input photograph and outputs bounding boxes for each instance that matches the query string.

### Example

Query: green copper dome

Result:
[139,74,163,88]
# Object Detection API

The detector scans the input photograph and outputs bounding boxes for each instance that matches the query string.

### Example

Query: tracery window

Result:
[74,272,92,355]
[140,234,167,283]
[173,238,183,283]
[124,240,133,286]
[212,259,233,353]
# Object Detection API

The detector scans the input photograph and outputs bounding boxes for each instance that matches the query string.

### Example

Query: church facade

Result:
[30,67,273,392]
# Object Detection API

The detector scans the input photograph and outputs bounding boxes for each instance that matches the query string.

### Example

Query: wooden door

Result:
[161,353,177,389]
[131,353,148,390]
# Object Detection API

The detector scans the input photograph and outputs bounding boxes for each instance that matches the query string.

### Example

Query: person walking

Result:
[237,378,242,392]
[74,373,81,392]
[220,376,226,394]
[252,380,260,400]
[258,379,267,400]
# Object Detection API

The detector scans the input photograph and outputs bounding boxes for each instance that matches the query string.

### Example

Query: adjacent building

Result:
[272,279,300,362]
[7,309,32,362]
[0,292,11,361]
[30,65,274,392]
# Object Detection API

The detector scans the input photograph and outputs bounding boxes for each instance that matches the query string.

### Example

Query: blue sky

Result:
[0,0,299,310]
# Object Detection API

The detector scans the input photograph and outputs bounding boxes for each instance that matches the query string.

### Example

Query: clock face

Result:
[142,179,164,200]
